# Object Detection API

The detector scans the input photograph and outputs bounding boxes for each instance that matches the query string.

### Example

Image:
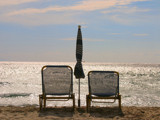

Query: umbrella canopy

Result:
[74,25,85,79]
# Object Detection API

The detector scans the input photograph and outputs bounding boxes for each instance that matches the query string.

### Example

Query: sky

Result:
[0,0,160,63]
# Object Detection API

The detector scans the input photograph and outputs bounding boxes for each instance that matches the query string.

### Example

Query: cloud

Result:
[62,37,105,42]
[0,0,150,26]
[100,2,151,25]
[0,12,79,26]
[109,15,132,25]
[84,38,105,42]
[7,0,149,16]
[107,11,154,25]
[134,34,149,36]
[102,6,150,14]
[0,0,39,6]
[62,38,75,41]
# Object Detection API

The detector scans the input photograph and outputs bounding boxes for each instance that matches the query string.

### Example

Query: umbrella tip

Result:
[78,25,81,29]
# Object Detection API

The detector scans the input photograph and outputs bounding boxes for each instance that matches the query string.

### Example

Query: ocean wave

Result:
[0,82,11,86]
[0,93,31,98]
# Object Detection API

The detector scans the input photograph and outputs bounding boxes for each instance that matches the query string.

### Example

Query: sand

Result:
[0,106,159,120]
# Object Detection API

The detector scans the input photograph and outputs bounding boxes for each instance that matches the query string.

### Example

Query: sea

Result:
[0,62,160,107]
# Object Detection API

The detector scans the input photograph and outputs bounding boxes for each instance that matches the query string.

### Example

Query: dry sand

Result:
[0,106,159,120]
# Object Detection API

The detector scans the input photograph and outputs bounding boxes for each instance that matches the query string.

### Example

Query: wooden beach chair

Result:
[39,65,75,110]
[86,71,121,112]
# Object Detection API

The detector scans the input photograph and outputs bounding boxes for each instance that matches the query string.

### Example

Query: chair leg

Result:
[88,97,91,111]
[43,96,46,109]
[86,95,91,112]
[39,95,42,110]
[72,94,75,111]
[119,94,121,109]
[86,95,88,112]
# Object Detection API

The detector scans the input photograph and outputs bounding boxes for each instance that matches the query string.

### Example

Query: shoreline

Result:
[0,106,159,120]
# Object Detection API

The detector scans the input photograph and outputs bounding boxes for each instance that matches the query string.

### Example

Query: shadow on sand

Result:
[88,107,124,119]
[39,106,124,119]
[39,107,74,118]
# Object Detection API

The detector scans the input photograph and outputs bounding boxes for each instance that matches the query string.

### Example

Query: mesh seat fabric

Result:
[88,71,119,97]
[42,66,73,95]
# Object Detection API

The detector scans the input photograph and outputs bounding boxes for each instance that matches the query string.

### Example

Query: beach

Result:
[1,62,160,107]
[0,106,159,120]
[0,62,160,119]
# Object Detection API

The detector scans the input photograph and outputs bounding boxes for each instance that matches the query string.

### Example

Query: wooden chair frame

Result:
[86,71,121,112]
[39,94,75,110]
[39,65,75,110]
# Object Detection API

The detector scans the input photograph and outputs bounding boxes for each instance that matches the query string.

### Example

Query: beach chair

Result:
[39,65,75,110]
[86,71,121,112]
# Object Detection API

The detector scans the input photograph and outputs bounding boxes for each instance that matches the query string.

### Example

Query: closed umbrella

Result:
[74,25,85,107]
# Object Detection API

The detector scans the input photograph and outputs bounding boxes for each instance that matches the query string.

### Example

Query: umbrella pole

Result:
[78,78,80,107]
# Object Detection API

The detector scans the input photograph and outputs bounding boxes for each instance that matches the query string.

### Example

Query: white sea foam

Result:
[0,62,160,107]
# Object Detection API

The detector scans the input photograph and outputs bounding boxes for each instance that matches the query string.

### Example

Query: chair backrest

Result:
[41,65,73,95]
[88,71,119,96]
